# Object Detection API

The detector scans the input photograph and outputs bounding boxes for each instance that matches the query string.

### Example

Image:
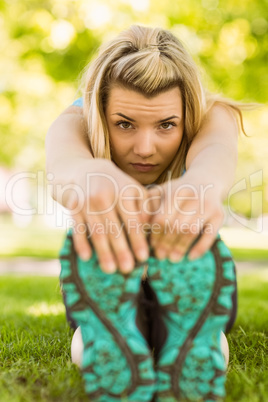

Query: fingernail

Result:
[169,251,183,263]
[137,248,149,262]
[80,251,91,261]
[188,252,199,261]
[156,248,166,260]
[104,261,117,273]
[121,260,134,273]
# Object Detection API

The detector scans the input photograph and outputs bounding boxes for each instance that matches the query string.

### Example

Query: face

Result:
[105,86,184,185]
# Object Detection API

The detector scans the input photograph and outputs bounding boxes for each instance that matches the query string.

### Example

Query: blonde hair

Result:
[82,25,248,184]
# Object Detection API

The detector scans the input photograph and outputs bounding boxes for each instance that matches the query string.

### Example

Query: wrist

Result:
[180,169,225,201]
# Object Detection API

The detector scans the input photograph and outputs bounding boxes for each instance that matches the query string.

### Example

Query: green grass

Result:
[225,270,268,401]
[230,248,268,261]
[0,218,65,259]
[0,276,87,401]
[0,270,268,401]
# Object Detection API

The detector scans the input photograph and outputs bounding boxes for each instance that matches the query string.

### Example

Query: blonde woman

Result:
[46,25,243,401]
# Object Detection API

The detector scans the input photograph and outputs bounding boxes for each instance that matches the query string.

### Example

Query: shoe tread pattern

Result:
[148,236,235,401]
[60,233,156,401]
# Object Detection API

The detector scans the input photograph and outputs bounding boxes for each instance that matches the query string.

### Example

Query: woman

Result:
[46,25,243,401]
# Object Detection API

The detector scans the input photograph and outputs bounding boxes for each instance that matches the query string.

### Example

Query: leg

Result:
[221,272,238,369]
[60,231,156,401]
[220,332,229,367]
[71,326,83,367]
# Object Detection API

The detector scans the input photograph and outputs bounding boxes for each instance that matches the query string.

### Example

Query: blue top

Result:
[72,97,83,107]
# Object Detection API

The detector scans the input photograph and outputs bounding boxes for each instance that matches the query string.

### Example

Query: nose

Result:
[133,130,156,158]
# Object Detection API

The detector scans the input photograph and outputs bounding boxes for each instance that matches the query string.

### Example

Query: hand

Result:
[146,171,225,261]
[62,158,149,274]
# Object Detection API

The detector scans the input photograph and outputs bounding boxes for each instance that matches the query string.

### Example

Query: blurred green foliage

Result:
[0,0,267,214]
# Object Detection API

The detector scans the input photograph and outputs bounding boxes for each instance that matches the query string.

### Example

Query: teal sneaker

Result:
[60,232,156,402]
[147,236,236,401]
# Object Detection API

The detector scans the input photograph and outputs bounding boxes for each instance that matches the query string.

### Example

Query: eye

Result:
[160,122,176,130]
[116,120,133,129]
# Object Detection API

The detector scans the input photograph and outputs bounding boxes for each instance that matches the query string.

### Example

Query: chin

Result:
[137,175,160,186]
[125,167,162,186]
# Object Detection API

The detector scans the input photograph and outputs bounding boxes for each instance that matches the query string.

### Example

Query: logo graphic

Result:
[227,170,263,232]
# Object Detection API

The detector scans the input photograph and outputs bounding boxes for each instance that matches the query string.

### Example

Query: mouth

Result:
[131,163,157,172]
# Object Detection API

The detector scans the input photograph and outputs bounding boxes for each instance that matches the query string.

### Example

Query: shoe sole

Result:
[147,236,236,401]
[60,232,156,402]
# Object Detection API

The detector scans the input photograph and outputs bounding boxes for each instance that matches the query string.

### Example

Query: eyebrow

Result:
[112,113,135,122]
[112,113,180,123]
[159,115,180,123]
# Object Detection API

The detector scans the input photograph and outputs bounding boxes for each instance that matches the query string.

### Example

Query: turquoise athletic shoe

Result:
[147,235,236,401]
[60,232,156,402]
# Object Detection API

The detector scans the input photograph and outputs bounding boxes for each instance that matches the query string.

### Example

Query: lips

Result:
[131,163,157,172]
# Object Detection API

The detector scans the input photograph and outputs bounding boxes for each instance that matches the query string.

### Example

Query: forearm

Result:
[185,105,238,200]
[45,106,92,184]
[185,143,237,200]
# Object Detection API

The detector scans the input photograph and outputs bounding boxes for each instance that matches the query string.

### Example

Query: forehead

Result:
[106,86,183,115]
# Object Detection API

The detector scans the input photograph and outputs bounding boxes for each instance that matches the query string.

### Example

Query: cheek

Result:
[109,136,130,162]
[108,132,119,152]
[164,135,183,157]
[110,132,132,152]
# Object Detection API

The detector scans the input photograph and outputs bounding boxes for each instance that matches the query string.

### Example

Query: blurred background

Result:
[0,0,267,261]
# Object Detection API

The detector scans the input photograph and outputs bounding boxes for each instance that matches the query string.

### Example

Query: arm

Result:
[148,104,239,261]
[45,106,149,273]
[45,106,92,194]
[185,104,238,200]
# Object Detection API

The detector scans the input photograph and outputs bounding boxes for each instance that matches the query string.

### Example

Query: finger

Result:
[168,231,199,262]
[88,205,136,274]
[148,215,166,256]
[137,187,150,225]
[71,214,92,261]
[107,219,136,274]
[146,185,169,249]
[87,214,118,274]
[150,217,173,259]
[120,215,149,264]
[90,232,118,274]
[153,214,197,260]
[187,213,224,260]
[87,193,131,274]
[167,214,205,261]
[119,193,150,263]
[148,203,166,249]
[187,230,215,260]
